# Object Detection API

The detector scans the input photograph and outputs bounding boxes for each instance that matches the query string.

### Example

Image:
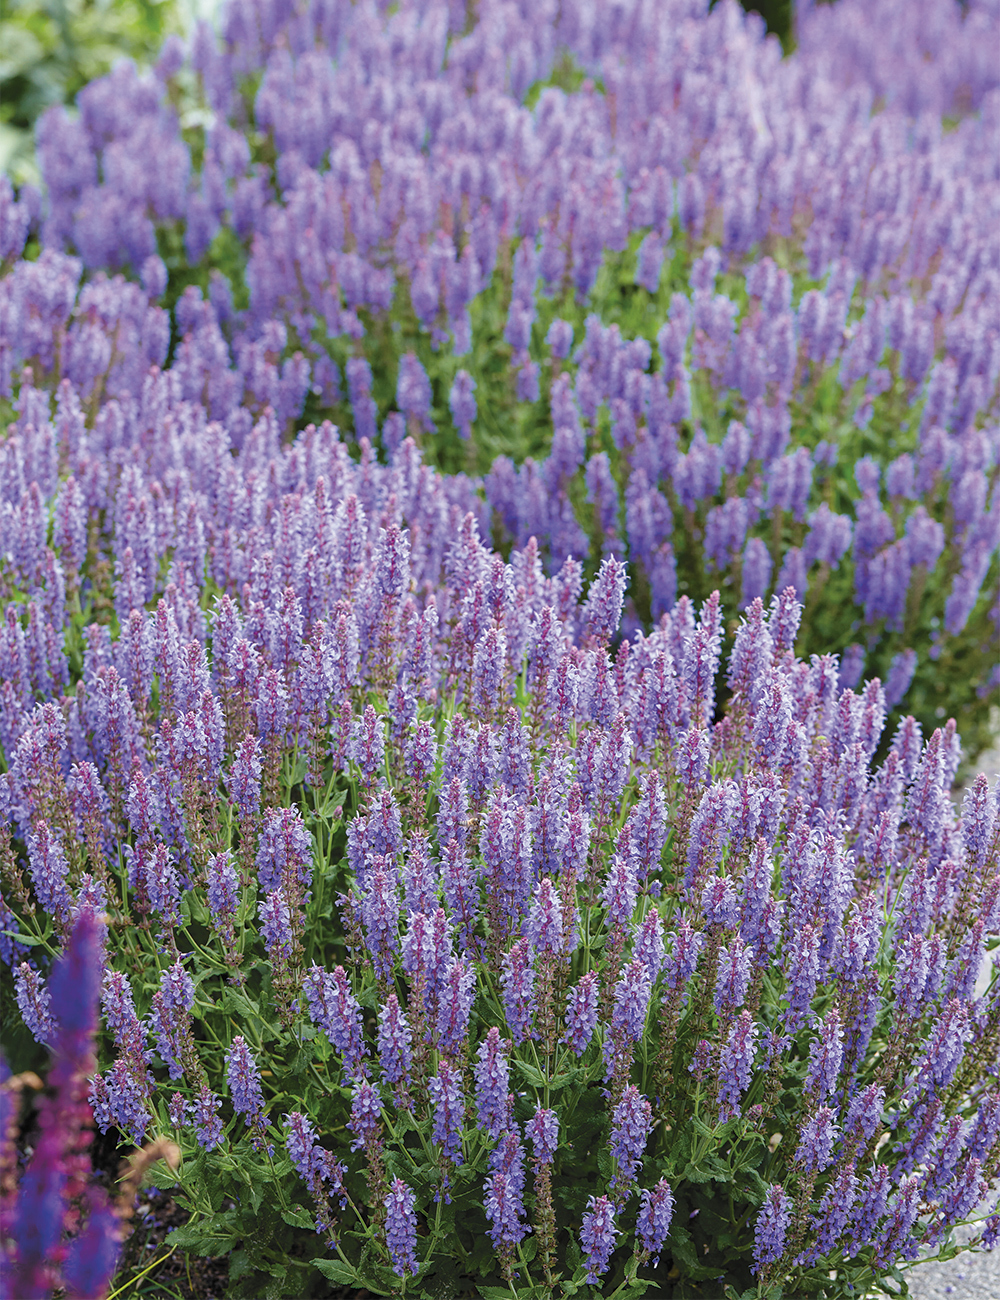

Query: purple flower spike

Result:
[15,963,55,1044]
[527,1106,559,1164]
[609,1085,652,1191]
[484,1170,528,1254]
[449,369,477,440]
[226,1036,268,1135]
[563,971,600,1056]
[717,1011,758,1123]
[348,1079,383,1154]
[501,937,538,1044]
[302,964,369,1082]
[795,1107,839,1173]
[377,994,413,1094]
[753,1184,792,1273]
[429,1059,465,1167]
[192,1086,224,1151]
[580,1194,618,1283]
[474,1027,513,1140]
[581,556,627,646]
[804,1007,844,1101]
[385,1178,418,1277]
[637,1179,674,1266]
[435,955,476,1057]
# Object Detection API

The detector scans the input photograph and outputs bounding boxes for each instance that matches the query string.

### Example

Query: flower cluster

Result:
[0,1,999,1297]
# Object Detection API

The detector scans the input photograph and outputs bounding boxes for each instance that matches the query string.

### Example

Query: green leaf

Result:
[514,1059,547,1088]
[667,1223,699,1271]
[228,1249,254,1282]
[1,930,45,946]
[615,1282,654,1300]
[167,1212,239,1256]
[313,1259,358,1286]
[281,1206,316,1231]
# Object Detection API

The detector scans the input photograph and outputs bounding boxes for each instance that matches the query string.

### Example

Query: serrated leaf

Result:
[313,1259,358,1285]
[515,1059,547,1088]
[281,1206,316,1231]
[167,1212,239,1256]
[667,1223,698,1271]
[228,1248,253,1282]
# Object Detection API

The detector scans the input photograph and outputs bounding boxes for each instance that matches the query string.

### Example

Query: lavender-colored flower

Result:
[844,1164,891,1258]
[489,1129,527,1203]
[360,866,400,980]
[167,1092,188,1127]
[377,994,413,1093]
[484,1171,528,1254]
[701,876,740,929]
[474,1027,513,1140]
[228,734,262,820]
[603,847,640,940]
[714,934,752,1015]
[348,1079,383,1154]
[149,960,194,1079]
[804,1007,844,1101]
[435,955,475,1056]
[428,1060,464,1165]
[966,1091,1000,1165]
[636,1179,674,1266]
[663,920,704,999]
[798,1161,858,1265]
[527,1106,559,1164]
[580,1195,618,1283]
[547,318,574,359]
[845,1083,885,1145]
[631,910,665,982]
[563,970,600,1056]
[26,820,71,920]
[753,1184,791,1273]
[782,923,820,1032]
[525,876,564,954]
[206,849,239,925]
[384,1178,418,1277]
[794,1107,839,1173]
[256,805,313,897]
[302,964,369,1081]
[611,959,653,1046]
[258,888,295,962]
[285,1110,326,1184]
[717,1011,758,1123]
[15,963,55,1044]
[227,1036,267,1130]
[90,1056,151,1145]
[501,937,537,1043]
[884,649,918,709]
[397,352,434,432]
[609,1085,652,1191]
[909,997,971,1096]
[192,1086,224,1151]
[871,1174,923,1268]
[449,369,477,440]
[581,556,626,646]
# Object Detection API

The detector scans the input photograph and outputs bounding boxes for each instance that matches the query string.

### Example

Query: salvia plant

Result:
[0,1,999,1299]
[0,0,997,761]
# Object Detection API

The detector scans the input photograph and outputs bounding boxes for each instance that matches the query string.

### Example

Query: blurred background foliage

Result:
[1,2,795,187]
[0,0,188,183]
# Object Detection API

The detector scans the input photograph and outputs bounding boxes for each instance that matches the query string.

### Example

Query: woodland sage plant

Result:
[1,2,999,1298]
